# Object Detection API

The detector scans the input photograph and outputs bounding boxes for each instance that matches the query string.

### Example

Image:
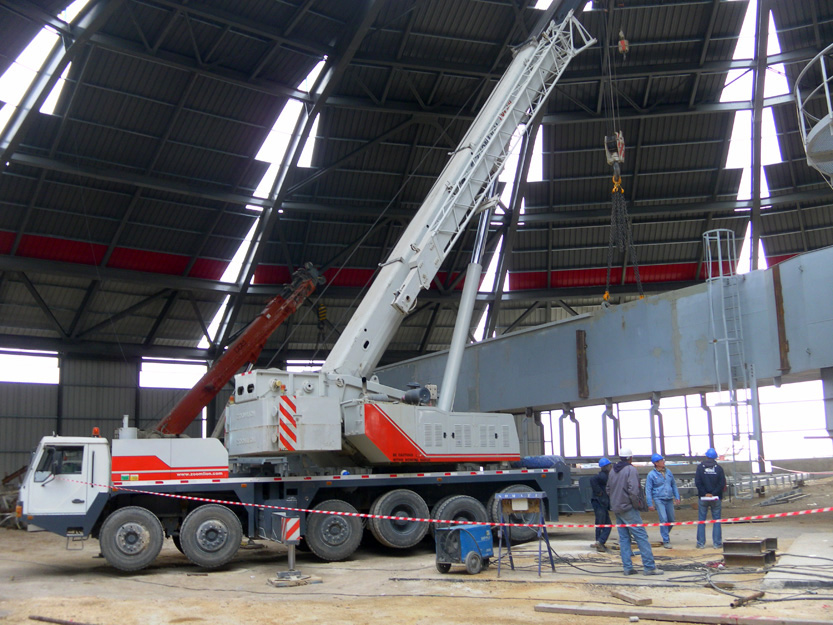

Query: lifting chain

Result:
[603,173,644,304]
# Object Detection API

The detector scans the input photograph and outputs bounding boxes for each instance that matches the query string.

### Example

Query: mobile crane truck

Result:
[17,2,595,571]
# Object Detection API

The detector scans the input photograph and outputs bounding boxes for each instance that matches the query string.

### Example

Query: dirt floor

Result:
[2,478,833,625]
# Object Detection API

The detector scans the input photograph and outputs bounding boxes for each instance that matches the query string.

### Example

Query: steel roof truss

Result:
[68,280,100,338]
[418,303,441,354]
[76,288,173,339]
[18,272,68,338]
[144,290,180,346]
[503,301,541,335]
[485,126,538,338]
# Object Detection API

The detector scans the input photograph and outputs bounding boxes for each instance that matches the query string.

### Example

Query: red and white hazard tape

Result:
[50,477,829,530]
[118,485,833,529]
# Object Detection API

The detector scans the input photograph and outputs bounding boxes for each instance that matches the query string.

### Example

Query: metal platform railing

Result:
[795,43,833,188]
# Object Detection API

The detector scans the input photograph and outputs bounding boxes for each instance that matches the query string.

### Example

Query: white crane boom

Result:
[323,12,595,378]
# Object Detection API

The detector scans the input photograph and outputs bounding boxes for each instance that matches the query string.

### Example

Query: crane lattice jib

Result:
[391,13,595,313]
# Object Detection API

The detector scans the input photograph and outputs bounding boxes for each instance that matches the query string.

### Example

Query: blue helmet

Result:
[598,458,611,468]
[705,448,718,459]
[651,453,663,463]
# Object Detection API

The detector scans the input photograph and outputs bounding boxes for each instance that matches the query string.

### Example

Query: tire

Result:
[172,534,184,554]
[488,484,539,543]
[436,561,451,574]
[306,500,363,561]
[179,504,242,569]
[465,551,483,575]
[369,489,430,549]
[433,495,489,534]
[99,506,164,572]
[429,496,453,534]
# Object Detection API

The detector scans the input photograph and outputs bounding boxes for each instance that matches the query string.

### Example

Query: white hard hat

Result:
[619,448,633,458]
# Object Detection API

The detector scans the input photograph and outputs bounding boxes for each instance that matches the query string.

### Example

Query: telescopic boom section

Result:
[153,265,321,436]
[322,10,595,379]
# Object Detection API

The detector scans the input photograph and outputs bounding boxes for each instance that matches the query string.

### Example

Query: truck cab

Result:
[19,436,111,536]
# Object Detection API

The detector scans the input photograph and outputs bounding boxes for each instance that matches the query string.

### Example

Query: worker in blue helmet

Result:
[589,458,613,552]
[695,448,726,549]
[645,453,680,549]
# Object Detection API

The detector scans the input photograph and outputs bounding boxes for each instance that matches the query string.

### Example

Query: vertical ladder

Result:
[703,229,753,499]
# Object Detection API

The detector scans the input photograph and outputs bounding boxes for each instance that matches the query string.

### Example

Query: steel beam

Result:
[377,246,833,413]
[76,289,173,338]
[19,272,67,337]
[750,0,770,271]
[485,126,538,338]
[522,187,833,222]
[541,95,794,125]
[7,153,272,210]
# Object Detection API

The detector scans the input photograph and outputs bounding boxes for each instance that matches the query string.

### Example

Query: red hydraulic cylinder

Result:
[153,265,321,436]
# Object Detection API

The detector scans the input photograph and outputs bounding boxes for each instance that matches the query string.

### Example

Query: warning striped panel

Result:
[278,395,298,451]
[281,516,301,544]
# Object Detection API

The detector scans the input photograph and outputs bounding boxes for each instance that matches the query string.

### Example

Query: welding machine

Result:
[435,524,494,574]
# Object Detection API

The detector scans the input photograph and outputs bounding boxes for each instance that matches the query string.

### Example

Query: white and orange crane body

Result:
[18,3,595,570]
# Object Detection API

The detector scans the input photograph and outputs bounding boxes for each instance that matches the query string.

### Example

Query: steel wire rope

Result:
[599,9,643,305]
[603,26,645,303]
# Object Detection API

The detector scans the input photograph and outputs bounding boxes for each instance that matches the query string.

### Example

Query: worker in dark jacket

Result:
[695,448,727,549]
[589,458,612,552]
[606,449,662,576]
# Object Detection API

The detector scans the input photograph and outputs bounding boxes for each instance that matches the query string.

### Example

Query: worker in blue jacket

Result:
[645,453,680,549]
[589,458,612,552]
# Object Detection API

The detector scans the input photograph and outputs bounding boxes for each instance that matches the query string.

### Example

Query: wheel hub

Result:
[195,520,229,552]
[322,517,349,546]
[391,511,411,529]
[115,522,150,555]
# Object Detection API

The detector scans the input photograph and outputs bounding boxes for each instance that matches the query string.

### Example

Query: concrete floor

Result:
[1,478,832,625]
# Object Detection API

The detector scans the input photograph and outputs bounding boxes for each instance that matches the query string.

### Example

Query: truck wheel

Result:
[172,534,184,554]
[369,489,429,549]
[432,495,489,534]
[488,484,539,543]
[304,499,362,562]
[99,506,164,572]
[179,504,242,569]
[306,499,363,561]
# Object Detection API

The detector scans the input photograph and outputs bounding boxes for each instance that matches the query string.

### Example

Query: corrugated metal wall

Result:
[61,356,139,441]
[0,383,59,478]
[0,357,231,479]
[141,388,203,438]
